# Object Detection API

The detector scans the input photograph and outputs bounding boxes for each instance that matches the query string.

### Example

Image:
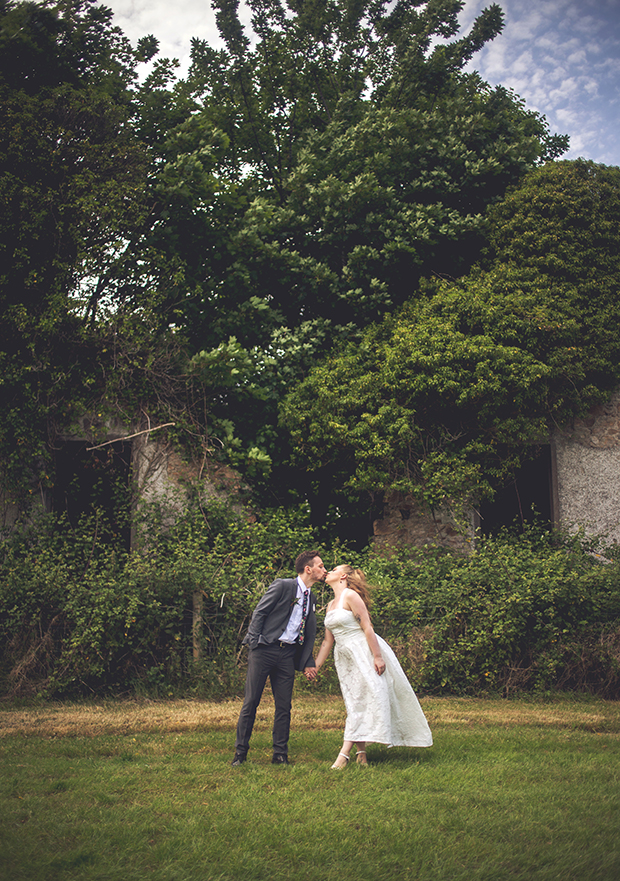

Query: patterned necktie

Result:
[298,590,309,645]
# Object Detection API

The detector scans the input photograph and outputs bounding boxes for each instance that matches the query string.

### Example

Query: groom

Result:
[231,550,327,765]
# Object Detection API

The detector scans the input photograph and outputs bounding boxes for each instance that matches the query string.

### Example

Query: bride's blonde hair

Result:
[341,566,372,609]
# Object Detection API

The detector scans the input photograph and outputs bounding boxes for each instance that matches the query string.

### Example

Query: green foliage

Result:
[2,505,619,699]
[182,1,565,349]
[486,159,620,385]
[190,0,508,192]
[0,0,570,515]
[282,160,620,511]
[281,277,554,508]
[227,85,556,334]
[0,3,244,512]
[159,0,566,488]
[366,528,620,696]
[0,499,318,697]
[0,0,150,501]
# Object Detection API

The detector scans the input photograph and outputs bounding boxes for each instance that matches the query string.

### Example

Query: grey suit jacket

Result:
[242,577,317,671]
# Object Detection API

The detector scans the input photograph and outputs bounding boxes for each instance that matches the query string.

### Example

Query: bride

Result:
[314,564,432,768]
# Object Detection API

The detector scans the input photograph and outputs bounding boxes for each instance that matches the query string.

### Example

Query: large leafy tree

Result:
[224,84,562,337]
[182,0,566,350]
[0,0,287,522]
[282,161,620,518]
[190,0,507,193]
[0,0,150,500]
[0,0,570,532]
[0,1,267,513]
[170,0,567,509]
[0,1,220,504]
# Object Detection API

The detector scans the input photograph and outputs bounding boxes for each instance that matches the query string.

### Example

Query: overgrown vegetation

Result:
[1,501,619,699]
[0,500,316,698]
[368,527,620,697]
[283,160,620,512]
[2,0,573,529]
[2,2,620,703]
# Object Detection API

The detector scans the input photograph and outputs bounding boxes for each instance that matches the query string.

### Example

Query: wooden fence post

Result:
[192,590,203,662]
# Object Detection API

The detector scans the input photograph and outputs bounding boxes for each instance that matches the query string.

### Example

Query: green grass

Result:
[1,695,619,880]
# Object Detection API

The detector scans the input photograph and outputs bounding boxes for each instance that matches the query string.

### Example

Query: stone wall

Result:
[0,414,246,543]
[136,437,245,513]
[7,393,620,549]
[553,391,620,544]
[372,491,474,553]
[373,392,620,551]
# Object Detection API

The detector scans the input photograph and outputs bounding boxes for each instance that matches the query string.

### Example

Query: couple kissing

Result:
[232,551,432,769]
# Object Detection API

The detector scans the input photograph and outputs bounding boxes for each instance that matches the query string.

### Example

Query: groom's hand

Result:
[303,666,317,681]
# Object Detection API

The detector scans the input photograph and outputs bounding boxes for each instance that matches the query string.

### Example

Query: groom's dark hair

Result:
[294,550,320,573]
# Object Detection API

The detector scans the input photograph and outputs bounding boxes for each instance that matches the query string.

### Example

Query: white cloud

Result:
[460,0,620,164]
[582,78,600,97]
[109,0,222,73]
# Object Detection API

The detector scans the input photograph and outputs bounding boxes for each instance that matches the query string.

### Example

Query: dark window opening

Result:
[52,441,132,550]
[479,446,553,535]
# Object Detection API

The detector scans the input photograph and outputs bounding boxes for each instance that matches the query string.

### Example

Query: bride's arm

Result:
[345,591,386,676]
[314,628,335,671]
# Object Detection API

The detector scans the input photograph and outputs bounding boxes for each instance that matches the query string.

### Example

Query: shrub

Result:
[366,528,620,696]
[2,509,619,699]
[0,500,319,698]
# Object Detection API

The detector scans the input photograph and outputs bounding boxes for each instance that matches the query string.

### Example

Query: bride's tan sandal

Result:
[331,752,350,770]
[356,750,368,766]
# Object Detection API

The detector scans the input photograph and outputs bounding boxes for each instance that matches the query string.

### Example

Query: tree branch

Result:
[86,423,176,450]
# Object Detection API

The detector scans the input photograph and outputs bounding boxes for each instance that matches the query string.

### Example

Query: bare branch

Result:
[86,423,176,451]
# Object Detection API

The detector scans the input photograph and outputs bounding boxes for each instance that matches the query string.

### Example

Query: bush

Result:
[2,508,619,699]
[366,528,620,697]
[0,501,319,698]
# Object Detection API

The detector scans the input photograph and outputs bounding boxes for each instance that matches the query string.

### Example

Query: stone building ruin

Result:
[372,391,620,552]
[4,392,620,553]
[0,414,244,546]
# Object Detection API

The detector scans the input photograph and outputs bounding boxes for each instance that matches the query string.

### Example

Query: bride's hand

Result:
[374,656,386,676]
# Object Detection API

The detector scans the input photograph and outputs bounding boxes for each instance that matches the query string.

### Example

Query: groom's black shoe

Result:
[231,753,246,766]
[271,754,289,765]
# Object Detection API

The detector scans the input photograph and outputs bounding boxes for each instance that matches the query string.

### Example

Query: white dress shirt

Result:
[278,576,309,643]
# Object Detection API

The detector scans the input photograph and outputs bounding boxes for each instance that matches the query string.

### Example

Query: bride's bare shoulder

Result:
[341,588,356,611]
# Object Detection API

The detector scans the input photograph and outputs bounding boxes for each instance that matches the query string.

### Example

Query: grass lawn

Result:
[1,692,619,880]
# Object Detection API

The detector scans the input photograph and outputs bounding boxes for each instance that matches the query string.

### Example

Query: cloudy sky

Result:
[105,0,620,166]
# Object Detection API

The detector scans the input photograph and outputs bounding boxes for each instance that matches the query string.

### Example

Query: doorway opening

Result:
[478,445,554,535]
[52,440,132,550]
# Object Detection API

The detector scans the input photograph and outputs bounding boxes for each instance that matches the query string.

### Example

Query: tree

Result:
[281,161,620,517]
[222,83,564,337]
[0,0,151,502]
[166,0,567,508]
[486,159,620,380]
[0,1,269,514]
[0,1,570,530]
[187,0,522,194]
[179,0,566,350]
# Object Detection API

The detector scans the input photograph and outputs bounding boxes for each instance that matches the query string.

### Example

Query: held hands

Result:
[303,666,318,681]
[374,656,386,676]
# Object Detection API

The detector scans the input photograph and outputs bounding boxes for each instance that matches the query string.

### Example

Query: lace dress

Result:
[324,591,432,747]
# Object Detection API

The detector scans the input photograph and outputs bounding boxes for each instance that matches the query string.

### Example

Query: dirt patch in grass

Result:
[2,694,619,738]
[0,695,348,738]
[425,696,620,733]
[0,698,244,738]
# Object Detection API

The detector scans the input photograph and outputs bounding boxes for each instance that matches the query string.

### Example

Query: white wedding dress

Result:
[324,590,433,747]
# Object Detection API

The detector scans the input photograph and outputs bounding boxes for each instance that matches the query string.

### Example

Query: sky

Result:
[105,0,620,167]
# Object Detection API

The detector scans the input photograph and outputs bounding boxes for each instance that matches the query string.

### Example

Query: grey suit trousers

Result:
[234,641,297,758]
